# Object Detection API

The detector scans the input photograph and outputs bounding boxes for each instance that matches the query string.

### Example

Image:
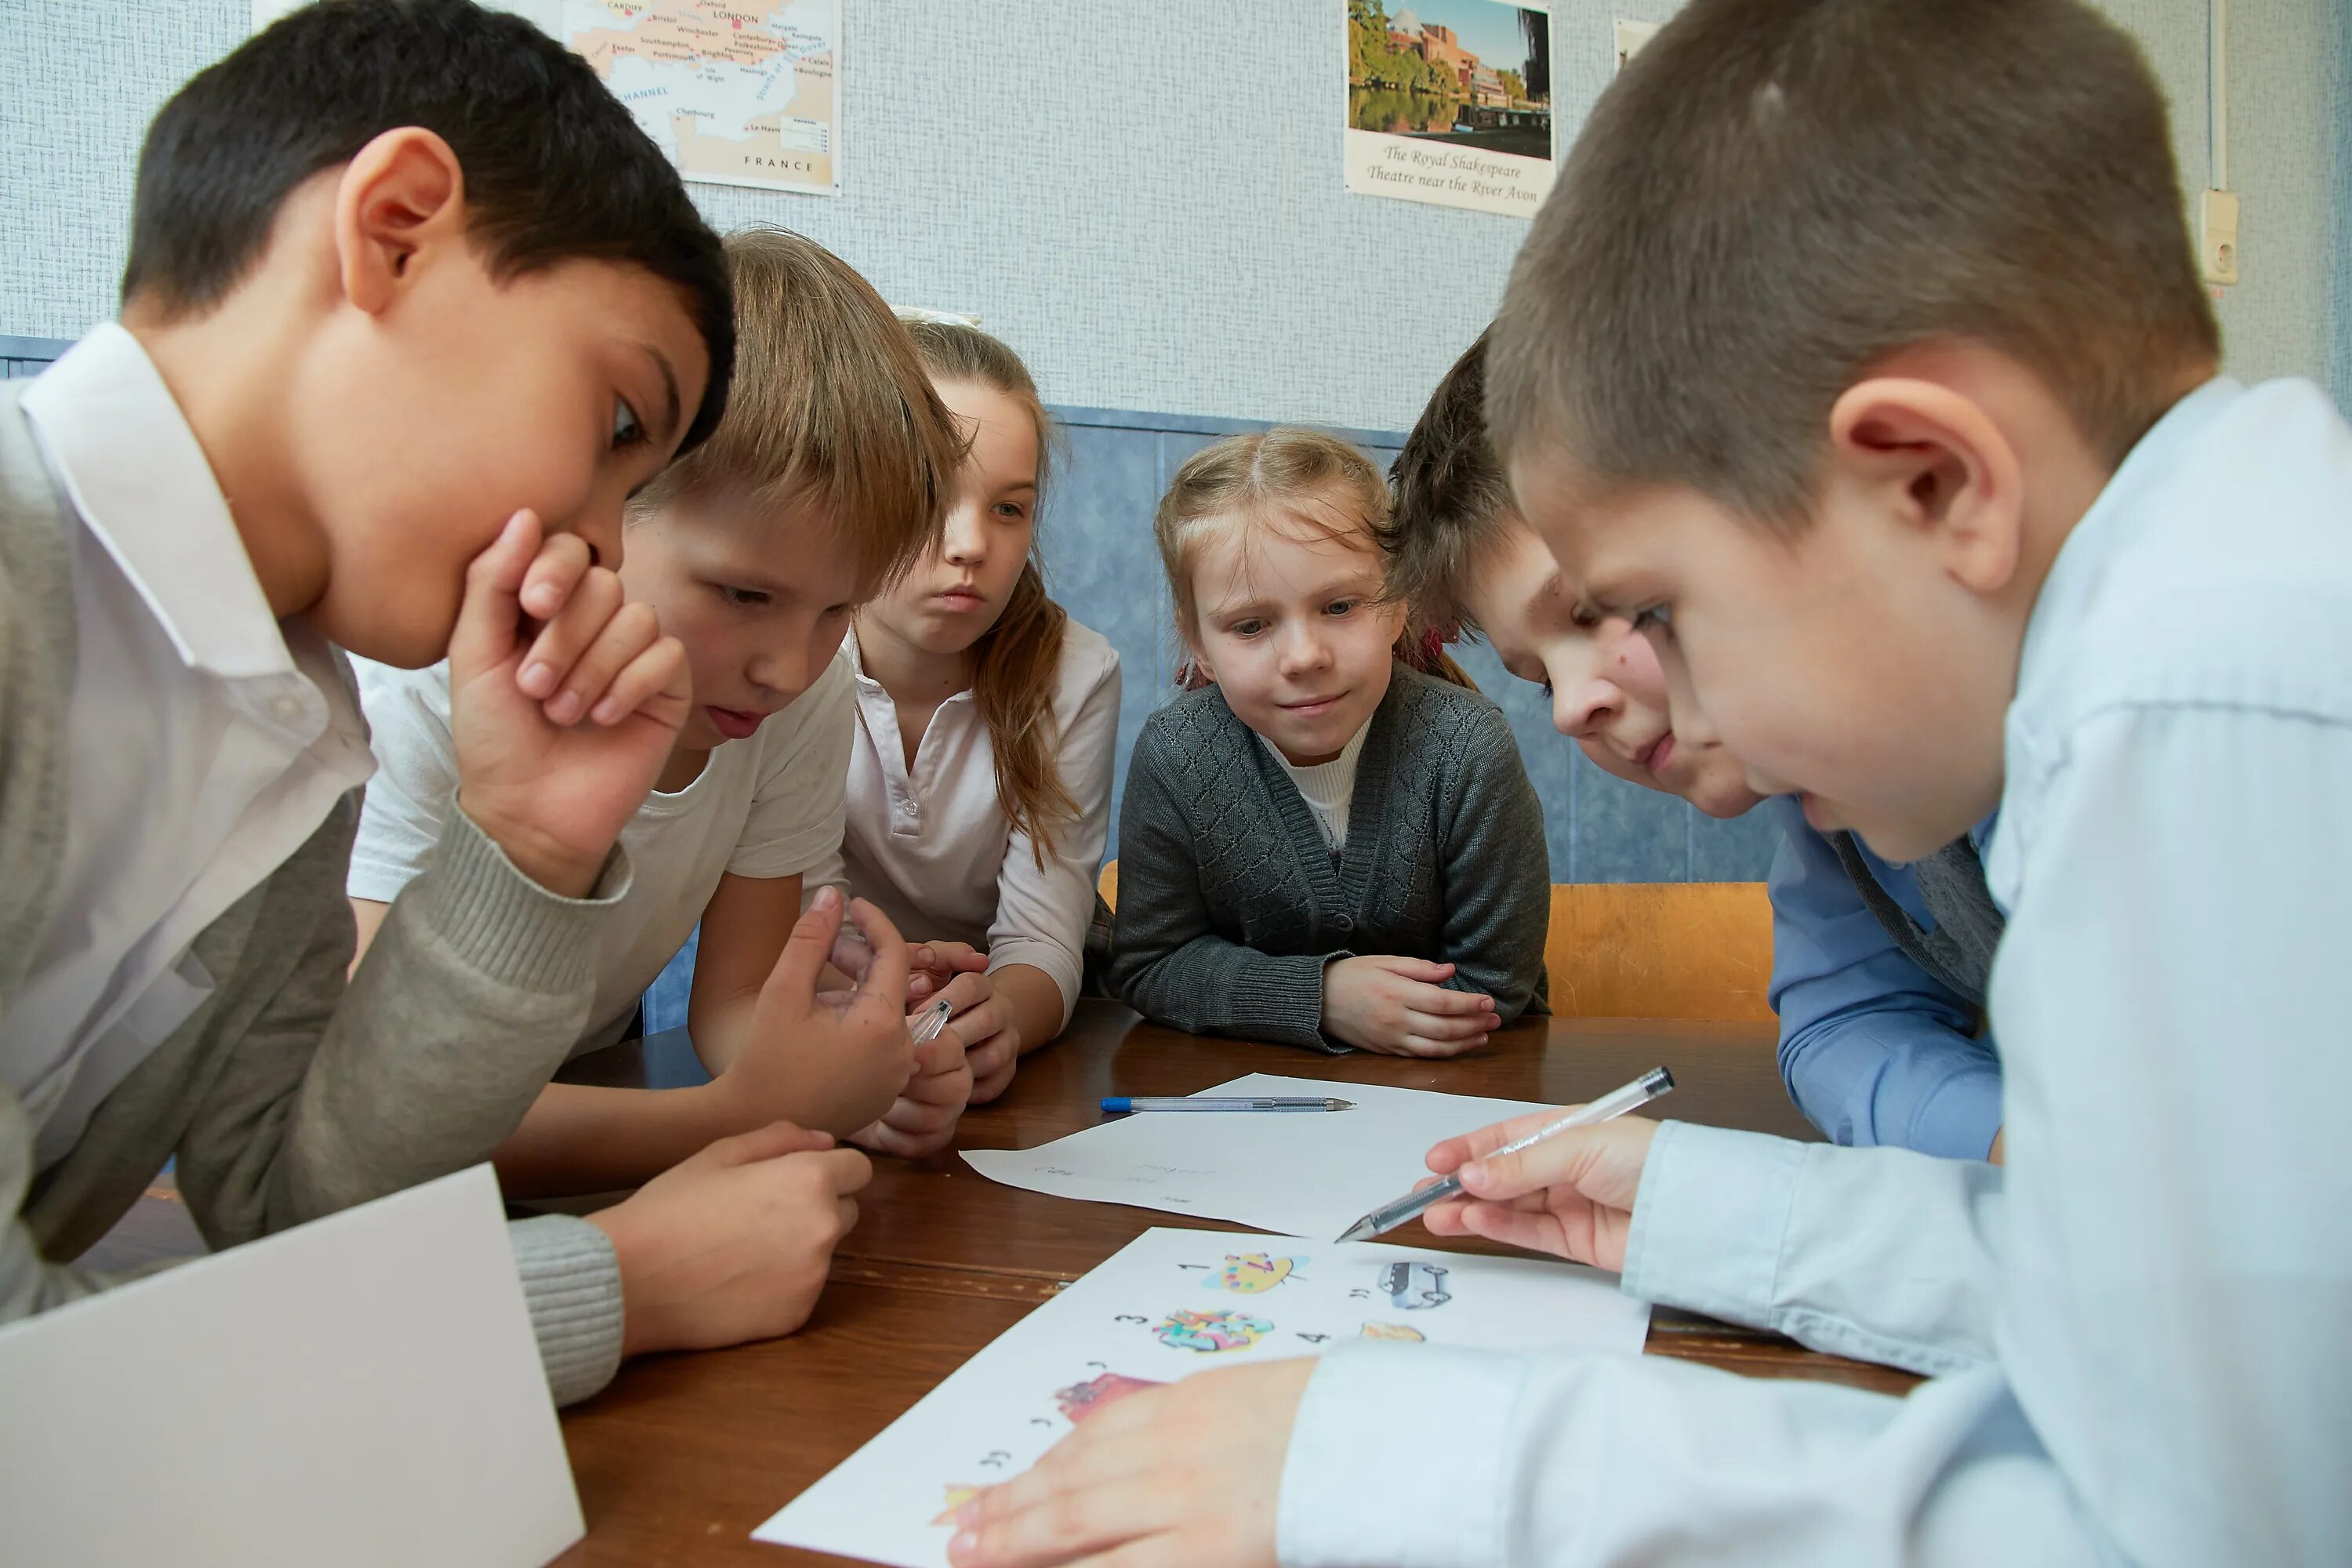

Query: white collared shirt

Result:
[4,325,374,1169]
[1277,377,2352,1566]
[810,620,1120,1025]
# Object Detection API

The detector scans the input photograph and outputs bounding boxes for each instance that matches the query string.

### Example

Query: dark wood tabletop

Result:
[551,1002,1920,1566]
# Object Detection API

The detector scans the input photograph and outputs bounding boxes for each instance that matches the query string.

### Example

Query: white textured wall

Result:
[1,0,2343,429]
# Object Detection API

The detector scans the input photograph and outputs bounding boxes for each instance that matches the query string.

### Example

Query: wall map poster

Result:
[253,1,844,197]
[1345,0,1553,216]
[562,0,842,197]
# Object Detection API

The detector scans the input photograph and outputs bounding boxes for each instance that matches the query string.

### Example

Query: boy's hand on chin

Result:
[448,511,691,898]
[948,1360,1307,1568]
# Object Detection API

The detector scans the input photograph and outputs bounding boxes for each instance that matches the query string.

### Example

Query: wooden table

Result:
[554,1003,1920,1566]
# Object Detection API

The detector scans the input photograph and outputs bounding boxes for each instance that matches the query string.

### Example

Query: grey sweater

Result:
[1105,664,1550,1050]
[1828,830,2005,1009]
[1,382,627,1407]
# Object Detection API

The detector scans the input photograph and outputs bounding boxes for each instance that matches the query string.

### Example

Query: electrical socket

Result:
[2200,189,2240,287]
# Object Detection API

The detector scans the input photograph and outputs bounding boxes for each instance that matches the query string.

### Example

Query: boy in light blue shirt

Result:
[947,2,2350,1564]
[1378,328,2010,1160]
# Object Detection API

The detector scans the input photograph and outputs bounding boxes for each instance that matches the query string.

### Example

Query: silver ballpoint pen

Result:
[1334,1067,1675,1243]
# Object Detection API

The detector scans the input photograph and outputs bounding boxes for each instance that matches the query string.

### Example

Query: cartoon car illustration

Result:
[1376,1261,1451,1310]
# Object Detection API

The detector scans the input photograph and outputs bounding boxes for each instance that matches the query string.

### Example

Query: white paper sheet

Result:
[755,1225,1649,1568]
[960,1073,1558,1240]
[0,1165,583,1568]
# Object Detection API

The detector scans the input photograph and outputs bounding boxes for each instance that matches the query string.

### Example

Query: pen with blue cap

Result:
[1101,1095,1353,1114]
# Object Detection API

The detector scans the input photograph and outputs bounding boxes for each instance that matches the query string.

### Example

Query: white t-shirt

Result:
[350,650,855,1054]
[806,619,1120,1027]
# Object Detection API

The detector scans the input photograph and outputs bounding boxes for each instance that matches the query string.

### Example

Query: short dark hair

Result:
[123,0,734,452]
[1381,329,1518,636]
[1488,0,2220,528]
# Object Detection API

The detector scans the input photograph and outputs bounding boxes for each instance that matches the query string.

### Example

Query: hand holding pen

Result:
[849,993,974,1160]
[1348,1069,1674,1272]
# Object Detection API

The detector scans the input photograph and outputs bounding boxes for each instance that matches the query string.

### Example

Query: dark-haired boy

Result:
[948,1,2349,1563]
[1382,331,2008,1160]
[2,0,873,1407]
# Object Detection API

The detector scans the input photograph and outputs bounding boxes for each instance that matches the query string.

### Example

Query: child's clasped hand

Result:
[716,885,923,1136]
[587,1120,872,1359]
[948,1359,1309,1568]
[1320,953,1502,1057]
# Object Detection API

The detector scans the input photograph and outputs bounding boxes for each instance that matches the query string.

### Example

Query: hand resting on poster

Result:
[947,1359,1311,1568]
[946,1109,1663,1567]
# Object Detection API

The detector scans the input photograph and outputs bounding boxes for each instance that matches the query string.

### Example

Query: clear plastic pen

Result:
[909,997,955,1045]
[1334,1066,1675,1243]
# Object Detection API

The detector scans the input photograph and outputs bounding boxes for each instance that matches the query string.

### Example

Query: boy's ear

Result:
[332,128,468,317]
[1825,377,2024,596]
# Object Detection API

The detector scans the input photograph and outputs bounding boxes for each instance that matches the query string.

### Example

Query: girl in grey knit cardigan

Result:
[1104,430,1550,1054]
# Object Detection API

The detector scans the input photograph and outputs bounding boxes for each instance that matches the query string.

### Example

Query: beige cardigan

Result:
[0,378,630,1406]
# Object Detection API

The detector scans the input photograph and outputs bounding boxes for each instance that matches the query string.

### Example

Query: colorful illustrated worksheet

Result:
[754,1225,1651,1567]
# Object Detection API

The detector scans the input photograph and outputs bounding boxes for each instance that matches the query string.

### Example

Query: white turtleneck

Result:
[1258,721,1370,854]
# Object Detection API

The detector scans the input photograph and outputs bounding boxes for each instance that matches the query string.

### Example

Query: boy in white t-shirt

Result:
[350,229,976,1196]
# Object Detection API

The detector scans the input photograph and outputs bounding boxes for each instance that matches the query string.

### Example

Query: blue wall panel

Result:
[1,336,1779,884]
[1044,405,1776,883]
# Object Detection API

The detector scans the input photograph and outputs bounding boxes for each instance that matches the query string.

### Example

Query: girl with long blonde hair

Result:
[810,322,1122,1101]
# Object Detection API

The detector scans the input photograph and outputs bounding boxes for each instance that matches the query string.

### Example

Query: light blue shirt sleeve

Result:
[1766,796,2005,1158]
[1278,1123,2022,1568]
[1278,700,2352,1567]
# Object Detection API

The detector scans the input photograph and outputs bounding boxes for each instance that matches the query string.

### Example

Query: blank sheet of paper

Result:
[960,1073,1558,1240]
[0,1164,583,1568]
[754,1225,1650,1568]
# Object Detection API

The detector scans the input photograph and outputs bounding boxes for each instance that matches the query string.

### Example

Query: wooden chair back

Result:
[1544,882,1776,1022]
[1093,862,1777,1024]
